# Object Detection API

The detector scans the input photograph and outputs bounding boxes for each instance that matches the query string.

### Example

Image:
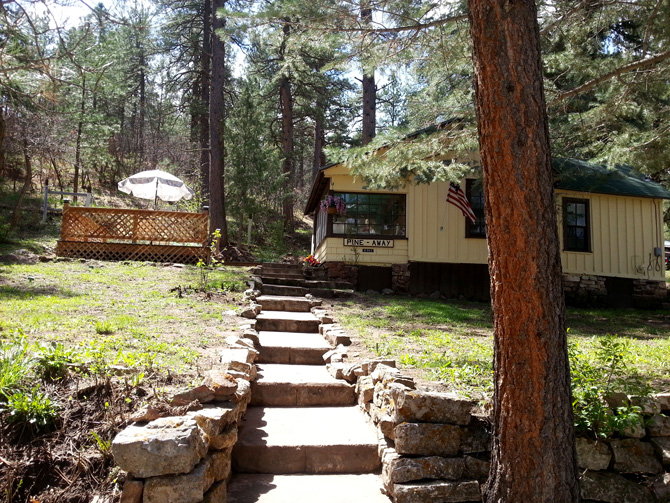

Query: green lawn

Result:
[331,294,670,400]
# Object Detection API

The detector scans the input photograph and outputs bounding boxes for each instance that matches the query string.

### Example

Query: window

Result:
[331,192,406,237]
[466,179,486,238]
[563,198,590,252]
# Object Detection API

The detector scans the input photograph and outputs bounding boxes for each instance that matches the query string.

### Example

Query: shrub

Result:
[0,336,34,400]
[1,388,60,431]
[36,342,79,381]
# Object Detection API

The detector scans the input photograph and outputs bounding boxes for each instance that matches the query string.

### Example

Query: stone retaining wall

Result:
[348,359,670,503]
[111,336,258,503]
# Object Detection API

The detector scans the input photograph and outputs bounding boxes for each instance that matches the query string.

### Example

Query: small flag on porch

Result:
[447,183,476,224]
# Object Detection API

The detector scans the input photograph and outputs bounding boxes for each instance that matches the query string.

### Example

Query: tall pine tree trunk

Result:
[209,0,228,245]
[361,2,376,145]
[10,138,33,229]
[467,1,579,501]
[0,108,6,178]
[279,21,294,233]
[312,113,325,182]
[200,0,212,201]
[74,74,86,203]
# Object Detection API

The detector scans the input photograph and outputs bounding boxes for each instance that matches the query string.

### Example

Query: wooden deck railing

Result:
[56,203,210,264]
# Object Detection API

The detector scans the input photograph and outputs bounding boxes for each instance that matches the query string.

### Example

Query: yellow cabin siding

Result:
[557,191,665,281]
[320,165,665,281]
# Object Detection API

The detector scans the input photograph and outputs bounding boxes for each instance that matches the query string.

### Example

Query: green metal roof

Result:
[552,157,670,200]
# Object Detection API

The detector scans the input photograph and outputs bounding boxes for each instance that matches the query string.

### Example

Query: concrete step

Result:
[257,331,331,365]
[227,474,389,503]
[255,311,321,333]
[261,284,309,297]
[256,295,319,313]
[232,406,380,474]
[261,263,304,274]
[261,270,306,280]
[251,364,354,406]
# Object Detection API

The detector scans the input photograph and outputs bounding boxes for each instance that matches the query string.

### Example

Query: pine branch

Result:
[552,50,670,102]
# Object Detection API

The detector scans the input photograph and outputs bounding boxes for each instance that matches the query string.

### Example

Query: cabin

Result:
[304,142,669,308]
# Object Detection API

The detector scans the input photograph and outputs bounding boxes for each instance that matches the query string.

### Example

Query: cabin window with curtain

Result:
[331,192,406,237]
[465,179,486,238]
[563,198,591,252]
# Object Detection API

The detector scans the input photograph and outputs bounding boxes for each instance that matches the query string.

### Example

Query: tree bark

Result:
[0,108,5,178]
[279,21,295,233]
[467,1,579,502]
[312,111,325,181]
[209,0,228,245]
[74,74,86,203]
[200,0,212,201]
[361,2,376,145]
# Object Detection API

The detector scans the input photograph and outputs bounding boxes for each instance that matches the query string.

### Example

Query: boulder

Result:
[202,369,238,400]
[393,480,481,503]
[651,473,670,502]
[575,437,611,471]
[610,439,662,474]
[111,417,207,478]
[579,471,654,503]
[647,414,670,437]
[384,455,465,484]
[171,385,215,406]
[649,437,670,467]
[120,480,143,503]
[390,389,474,426]
[209,423,238,450]
[143,457,215,503]
[186,403,237,437]
[394,423,462,457]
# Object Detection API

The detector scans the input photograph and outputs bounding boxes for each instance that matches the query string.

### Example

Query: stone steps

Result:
[255,311,321,333]
[256,331,331,365]
[261,284,309,297]
[255,295,318,313]
[232,407,380,474]
[250,364,355,407]
[261,270,306,280]
[227,474,389,503]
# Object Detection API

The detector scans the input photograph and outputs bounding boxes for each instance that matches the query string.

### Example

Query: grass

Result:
[0,257,249,380]
[332,293,670,399]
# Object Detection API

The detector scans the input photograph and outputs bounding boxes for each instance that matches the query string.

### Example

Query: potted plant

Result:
[302,254,321,278]
[320,195,346,215]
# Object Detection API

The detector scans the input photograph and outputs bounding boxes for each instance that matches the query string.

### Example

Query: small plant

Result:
[198,228,222,291]
[35,342,79,381]
[320,195,346,215]
[95,321,115,335]
[570,333,651,438]
[90,430,112,457]
[1,388,60,431]
[0,335,34,400]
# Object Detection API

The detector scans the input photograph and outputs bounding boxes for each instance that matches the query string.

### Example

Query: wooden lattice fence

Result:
[56,204,210,264]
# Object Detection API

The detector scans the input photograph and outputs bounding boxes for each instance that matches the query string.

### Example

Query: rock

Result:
[202,370,238,400]
[143,457,215,503]
[382,288,394,295]
[657,393,670,411]
[242,329,259,344]
[647,414,670,437]
[203,480,227,503]
[327,362,345,380]
[342,363,365,383]
[391,390,473,426]
[610,439,662,474]
[393,480,481,503]
[604,392,630,409]
[383,372,416,390]
[575,437,611,470]
[210,423,238,450]
[651,473,670,501]
[356,376,375,404]
[220,347,259,365]
[239,306,257,319]
[209,448,232,482]
[630,395,661,415]
[111,417,208,478]
[395,423,463,457]
[384,455,465,484]
[130,401,203,423]
[649,437,670,467]
[464,456,490,481]
[460,419,491,454]
[579,471,654,503]
[171,385,215,406]
[371,364,400,384]
[362,359,396,375]
[187,403,237,437]
[120,480,143,503]
[232,379,251,404]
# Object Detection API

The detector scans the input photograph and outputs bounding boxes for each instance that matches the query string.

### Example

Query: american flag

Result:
[447,183,476,224]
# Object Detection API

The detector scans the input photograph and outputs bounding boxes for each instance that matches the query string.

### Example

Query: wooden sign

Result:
[343,238,394,248]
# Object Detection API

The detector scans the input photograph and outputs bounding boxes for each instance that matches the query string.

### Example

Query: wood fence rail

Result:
[56,203,210,264]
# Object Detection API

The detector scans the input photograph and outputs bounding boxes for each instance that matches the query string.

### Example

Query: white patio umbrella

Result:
[118,169,195,209]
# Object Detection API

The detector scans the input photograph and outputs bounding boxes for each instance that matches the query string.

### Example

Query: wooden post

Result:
[42,180,49,223]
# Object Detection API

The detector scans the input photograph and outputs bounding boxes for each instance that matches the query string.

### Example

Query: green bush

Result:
[36,342,79,381]
[570,333,651,438]
[1,388,60,431]
[0,335,34,400]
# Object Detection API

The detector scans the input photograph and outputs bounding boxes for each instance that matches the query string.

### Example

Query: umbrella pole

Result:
[154,178,158,210]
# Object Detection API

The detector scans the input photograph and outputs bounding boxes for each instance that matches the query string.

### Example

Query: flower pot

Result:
[327,207,337,215]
